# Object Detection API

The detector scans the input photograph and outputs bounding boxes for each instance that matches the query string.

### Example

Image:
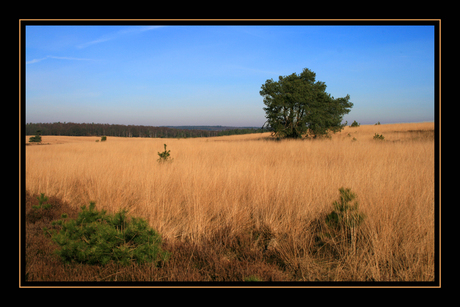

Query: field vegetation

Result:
[24,122,435,282]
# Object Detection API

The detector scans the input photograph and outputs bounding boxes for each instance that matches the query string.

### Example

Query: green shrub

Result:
[101,136,107,142]
[244,275,263,282]
[373,133,385,141]
[157,144,173,163]
[44,202,169,266]
[325,188,365,230]
[32,193,51,210]
[29,130,42,143]
[350,120,360,127]
[320,188,366,255]
[27,193,53,224]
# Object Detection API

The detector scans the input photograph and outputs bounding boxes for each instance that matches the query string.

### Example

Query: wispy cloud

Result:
[77,26,164,49]
[26,57,48,64]
[26,55,94,65]
[76,36,114,49]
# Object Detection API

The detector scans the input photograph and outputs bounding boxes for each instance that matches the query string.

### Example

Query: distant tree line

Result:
[25,122,267,138]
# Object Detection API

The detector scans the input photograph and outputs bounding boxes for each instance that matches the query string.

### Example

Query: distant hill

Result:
[165,126,260,131]
[25,122,267,138]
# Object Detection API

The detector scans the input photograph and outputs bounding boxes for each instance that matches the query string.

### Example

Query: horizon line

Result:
[25,120,434,127]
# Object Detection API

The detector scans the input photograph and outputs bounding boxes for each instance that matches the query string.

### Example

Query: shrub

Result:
[27,193,53,224]
[244,275,263,282]
[157,144,173,163]
[101,136,107,142]
[373,133,385,141]
[44,202,169,266]
[32,193,51,210]
[318,188,366,255]
[350,120,360,127]
[29,130,42,143]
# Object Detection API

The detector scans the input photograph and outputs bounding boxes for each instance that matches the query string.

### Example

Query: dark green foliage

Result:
[244,275,263,282]
[373,133,385,141]
[260,68,353,139]
[375,121,381,125]
[316,188,366,256]
[157,144,173,163]
[32,193,51,210]
[325,188,365,231]
[350,120,360,127]
[27,193,53,224]
[101,136,107,142]
[29,130,42,143]
[29,135,42,142]
[44,202,169,266]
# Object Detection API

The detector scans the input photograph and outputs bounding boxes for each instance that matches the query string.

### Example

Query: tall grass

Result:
[25,122,435,281]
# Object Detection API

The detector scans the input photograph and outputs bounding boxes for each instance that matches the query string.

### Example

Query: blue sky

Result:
[25,24,435,126]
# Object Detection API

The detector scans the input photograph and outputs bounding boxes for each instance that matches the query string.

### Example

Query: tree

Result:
[260,68,353,139]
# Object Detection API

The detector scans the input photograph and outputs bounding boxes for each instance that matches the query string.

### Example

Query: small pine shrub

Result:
[317,188,366,255]
[325,188,365,231]
[27,193,53,224]
[32,193,51,210]
[157,144,173,163]
[44,202,170,266]
[29,130,42,143]
[373,133,385,141]
[375,121,381,125]
[101,136,107,142]
[350,120,360,127]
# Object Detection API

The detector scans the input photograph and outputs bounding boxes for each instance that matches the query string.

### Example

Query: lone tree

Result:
[260,68,353,138]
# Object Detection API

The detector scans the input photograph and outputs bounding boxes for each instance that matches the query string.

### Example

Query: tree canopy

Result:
[260,68,353,138]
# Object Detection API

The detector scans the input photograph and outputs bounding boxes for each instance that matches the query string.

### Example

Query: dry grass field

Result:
[24,122,436,282]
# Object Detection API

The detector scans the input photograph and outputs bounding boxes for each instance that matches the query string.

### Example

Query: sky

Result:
[25,24,435,127]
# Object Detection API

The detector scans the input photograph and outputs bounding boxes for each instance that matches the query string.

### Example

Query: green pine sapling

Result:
[157,144,173,163]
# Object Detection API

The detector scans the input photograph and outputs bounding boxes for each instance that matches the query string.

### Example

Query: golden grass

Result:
[25,122,435,281]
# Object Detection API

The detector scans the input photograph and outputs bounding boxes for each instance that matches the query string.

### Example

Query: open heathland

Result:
[23,122,436,282]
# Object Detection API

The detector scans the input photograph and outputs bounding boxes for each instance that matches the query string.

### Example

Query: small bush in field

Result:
[27,193,53,224]
[101,136,107,142]
[32,193,51,210]
[44,202,169,266]
[316,188,366,255]
[325,188,365,232]
[157,144,173,163]
[373,133,385,141]
[29,130,42,143]
[350,120,360,127]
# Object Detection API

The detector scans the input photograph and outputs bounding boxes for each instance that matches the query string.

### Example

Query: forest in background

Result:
[25,122,267,138]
